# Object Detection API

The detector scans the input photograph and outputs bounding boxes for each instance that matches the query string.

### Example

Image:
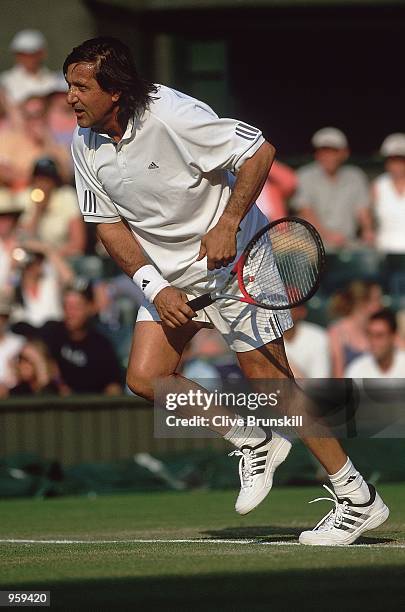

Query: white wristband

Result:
[132,265,170,302]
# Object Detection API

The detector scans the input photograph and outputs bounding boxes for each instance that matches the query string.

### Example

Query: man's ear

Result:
[112,91,121,103]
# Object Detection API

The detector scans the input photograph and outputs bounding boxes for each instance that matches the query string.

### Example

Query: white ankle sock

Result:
[224,417,267,449]
[328,457,370,504]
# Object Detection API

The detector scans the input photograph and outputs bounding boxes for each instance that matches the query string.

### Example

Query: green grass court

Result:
[1,484,404,611]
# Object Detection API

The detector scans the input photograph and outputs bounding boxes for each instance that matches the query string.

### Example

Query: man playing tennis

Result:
[64,37,388,546]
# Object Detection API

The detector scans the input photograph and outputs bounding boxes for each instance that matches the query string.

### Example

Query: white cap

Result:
[311,127,348,150]
[380,133,405,158]
[10,29,46,54]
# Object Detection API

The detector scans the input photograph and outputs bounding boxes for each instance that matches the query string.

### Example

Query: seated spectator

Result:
[0,293,25,397]
[291,127,373,250]
[10,240,74,330]
[328,281,383,377]
[256,160,297,220]
[10,340,60,396]
[371,133,405,253]
[17,158,85,256]
[0,193,24,296]
[0,93,72,190]
[284,303,331,377]
[0,30,57,104]
[40,285,123,395]
[345,309,405,378]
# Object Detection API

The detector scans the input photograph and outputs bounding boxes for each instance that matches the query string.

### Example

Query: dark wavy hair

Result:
[63,37,158,126]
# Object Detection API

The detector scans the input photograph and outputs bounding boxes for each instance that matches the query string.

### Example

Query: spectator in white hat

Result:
[371,133,405,253]
[291,127,373,250]
[0,29,58,104]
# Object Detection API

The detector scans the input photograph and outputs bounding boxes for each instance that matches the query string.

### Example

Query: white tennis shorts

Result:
[136,272,293,353]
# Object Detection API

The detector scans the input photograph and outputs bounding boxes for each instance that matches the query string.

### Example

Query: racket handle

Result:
[187,293,214,311]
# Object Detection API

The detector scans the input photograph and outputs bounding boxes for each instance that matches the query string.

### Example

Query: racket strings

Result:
[243,220,322,308]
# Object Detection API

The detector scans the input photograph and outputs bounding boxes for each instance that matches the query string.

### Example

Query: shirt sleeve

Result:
[71,132,121,224]
[161,93,265,174]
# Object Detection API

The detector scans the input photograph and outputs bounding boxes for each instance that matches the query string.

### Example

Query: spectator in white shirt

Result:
[10,241,74,330]
[345,309,405,378]
[372,133,405,253]
[284,303,331,378]
[291,127,373,250]
[0,30,57,104]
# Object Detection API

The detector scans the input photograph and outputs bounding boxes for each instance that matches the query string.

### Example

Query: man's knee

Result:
[126,370,182,401]
[126,370,155,401]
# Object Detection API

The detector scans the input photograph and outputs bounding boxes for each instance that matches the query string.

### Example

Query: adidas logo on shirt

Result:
[148,162,159,169]
[235,122,260,141]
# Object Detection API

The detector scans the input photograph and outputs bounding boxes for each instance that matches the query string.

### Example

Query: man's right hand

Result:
[153,287,197,328]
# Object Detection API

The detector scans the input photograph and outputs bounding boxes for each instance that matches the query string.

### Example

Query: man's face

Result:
[65,62,120,131]
[20,96,47,140]
[385,156,405,180]
[15,50,44,73]
[63,291,92,333]
[314,147,348,174]
[367,319,395,362]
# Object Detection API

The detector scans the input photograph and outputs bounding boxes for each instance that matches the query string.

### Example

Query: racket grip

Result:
[187,293,214,312]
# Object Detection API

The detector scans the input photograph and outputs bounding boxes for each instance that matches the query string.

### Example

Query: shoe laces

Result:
[308,484,349,532]
[229,447,256,489]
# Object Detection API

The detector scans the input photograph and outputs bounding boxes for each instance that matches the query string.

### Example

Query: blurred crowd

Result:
[1,29,405,399]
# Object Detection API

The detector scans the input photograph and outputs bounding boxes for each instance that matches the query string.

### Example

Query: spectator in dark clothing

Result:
[41,286,123,394]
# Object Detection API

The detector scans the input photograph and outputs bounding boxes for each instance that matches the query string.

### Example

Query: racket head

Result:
[237,216,325,310]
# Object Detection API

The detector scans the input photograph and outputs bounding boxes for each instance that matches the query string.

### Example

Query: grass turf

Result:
[0,484,404,611]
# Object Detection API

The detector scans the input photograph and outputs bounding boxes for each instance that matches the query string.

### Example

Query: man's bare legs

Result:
[236,337,348,474]
[127,322,348,471]
[127,321,250,437]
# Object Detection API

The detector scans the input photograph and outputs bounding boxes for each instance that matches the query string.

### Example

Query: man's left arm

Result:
[197,141,275,270]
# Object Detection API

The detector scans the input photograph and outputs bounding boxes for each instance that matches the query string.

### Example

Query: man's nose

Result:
[66,89,78,105]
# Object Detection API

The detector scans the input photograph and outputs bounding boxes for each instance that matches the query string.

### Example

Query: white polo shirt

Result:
[71,85,266,288]
[345,350,405,378]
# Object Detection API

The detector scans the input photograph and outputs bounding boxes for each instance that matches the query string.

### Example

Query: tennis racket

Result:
[187,217,325,312]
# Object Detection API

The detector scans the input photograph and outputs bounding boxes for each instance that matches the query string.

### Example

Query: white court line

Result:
[0,538,404,549]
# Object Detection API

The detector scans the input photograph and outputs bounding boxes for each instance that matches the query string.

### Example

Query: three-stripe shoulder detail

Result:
[83,190,97,214]
[235,122,260,141]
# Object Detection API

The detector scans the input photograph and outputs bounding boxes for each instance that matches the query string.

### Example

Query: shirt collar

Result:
[97,115,135,144]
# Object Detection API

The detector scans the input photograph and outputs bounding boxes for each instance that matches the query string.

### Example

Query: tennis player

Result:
[64,37,389,545]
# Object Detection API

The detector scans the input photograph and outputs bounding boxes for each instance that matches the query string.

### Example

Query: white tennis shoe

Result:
[230,432,292,515]
[299,483,389,546]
